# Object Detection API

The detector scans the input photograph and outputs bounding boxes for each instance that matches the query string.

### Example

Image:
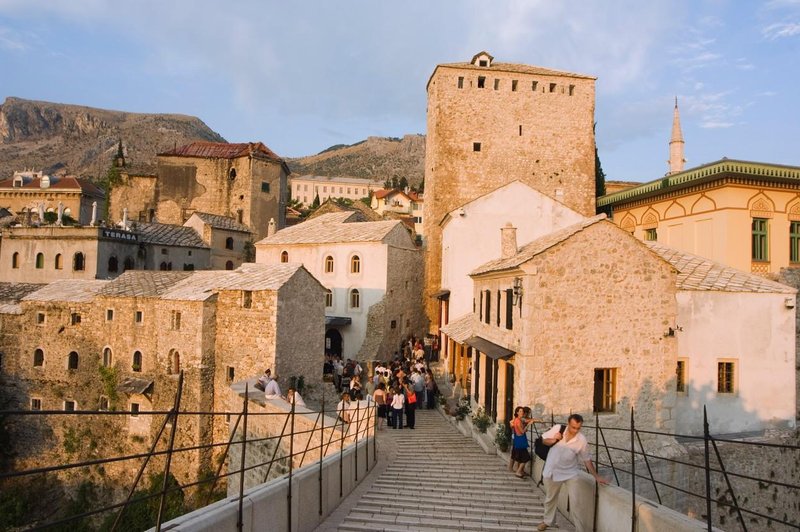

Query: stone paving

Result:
[314,407,575,532]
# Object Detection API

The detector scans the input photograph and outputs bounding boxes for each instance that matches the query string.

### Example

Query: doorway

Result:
[325,328,343,358]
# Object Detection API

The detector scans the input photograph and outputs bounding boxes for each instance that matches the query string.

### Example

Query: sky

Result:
[0,0,798,183]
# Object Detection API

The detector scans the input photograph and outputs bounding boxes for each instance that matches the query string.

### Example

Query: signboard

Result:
[102,229,138,242]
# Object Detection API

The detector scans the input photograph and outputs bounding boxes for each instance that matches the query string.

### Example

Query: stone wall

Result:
[777,267,800,422]
[422,59,597,324]
[109,173,158,223]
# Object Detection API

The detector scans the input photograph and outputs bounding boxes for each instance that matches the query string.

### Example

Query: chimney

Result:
[267,218,276,237]
[501,222,518,258]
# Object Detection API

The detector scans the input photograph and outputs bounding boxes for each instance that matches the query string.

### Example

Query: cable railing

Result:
[0,371,378,531]
[525,406,800,532]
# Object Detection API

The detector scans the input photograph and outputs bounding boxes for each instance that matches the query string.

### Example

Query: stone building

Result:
[370,188,424,236]
[0,263,325,486]
[422,51,598,325]
[443,217,679,432]
[0,171,106,225]
[254,212,424,361]
[109,142,288,239]
[289,175,381,207]
[0,222,211,283]
[183,212,254,270]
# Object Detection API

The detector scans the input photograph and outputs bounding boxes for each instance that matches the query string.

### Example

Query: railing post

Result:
[593,412,599,532]
[630,407,636,532]
[236,383,249,532]
[703,406,713,532]
[597,423,619,486]
[339,412,345,498]
[287,392,296,532]
[710,436,747,531]
[354,400,360,482]
[156,370,184,532]
[319,386,325,517]
[636,426,661,504]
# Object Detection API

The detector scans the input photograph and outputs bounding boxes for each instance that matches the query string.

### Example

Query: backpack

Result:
[533,424,566,461]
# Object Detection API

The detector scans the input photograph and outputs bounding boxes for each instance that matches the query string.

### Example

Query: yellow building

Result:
[0,171,106,225]
[599,159,800,275]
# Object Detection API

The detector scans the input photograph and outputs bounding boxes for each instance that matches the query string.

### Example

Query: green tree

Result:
[398,176,408,190]
[101,472,185,532]
[311,193,321,209]
[594,123,608,215]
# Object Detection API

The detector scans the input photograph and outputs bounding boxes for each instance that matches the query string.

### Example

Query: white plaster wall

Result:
[675,290,796,435]
[441,181,585,319]
[255,241,388,359]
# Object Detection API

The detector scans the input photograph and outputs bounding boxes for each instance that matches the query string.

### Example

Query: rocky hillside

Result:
[287,134,425,185]
[0,97,226,179]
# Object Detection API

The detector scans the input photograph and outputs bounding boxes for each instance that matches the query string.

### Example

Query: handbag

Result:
[407,391,417,404]
[533,424,566,460]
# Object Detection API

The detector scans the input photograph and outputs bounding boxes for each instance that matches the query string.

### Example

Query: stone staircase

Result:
[336,408,561,532]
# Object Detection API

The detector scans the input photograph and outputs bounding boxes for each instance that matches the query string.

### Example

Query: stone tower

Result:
[421,51,597,324]
[668,97,686,175]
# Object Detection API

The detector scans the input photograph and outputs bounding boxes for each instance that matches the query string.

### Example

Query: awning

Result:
[325,316,352,326]
[440,313,475,343]
[117,377,154,395]
[465,336,515,360]
[432,289,451,300]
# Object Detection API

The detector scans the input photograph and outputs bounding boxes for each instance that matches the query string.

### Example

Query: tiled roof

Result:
[0,282,46,313]
[645,243,796,294]
[190,212,252,233]
[99,271,194,298]
[373,189,423,202]
[0,175,105,197]
[428,61,594,90]
[158,141,283,163]
[290,175,382,186]
[135,222,208,248]
[471,215,607,275]
[440,313,476,343]
[160,263,311,301]
[22,280,109,302]
[256,212,403,245]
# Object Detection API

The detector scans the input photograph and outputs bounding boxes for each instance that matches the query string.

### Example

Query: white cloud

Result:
[763,22,800,38]
[0,26,28,51]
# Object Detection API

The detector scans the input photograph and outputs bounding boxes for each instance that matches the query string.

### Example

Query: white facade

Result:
[440,181,584,319]
[290,176,382,206]
[675,290,796,435]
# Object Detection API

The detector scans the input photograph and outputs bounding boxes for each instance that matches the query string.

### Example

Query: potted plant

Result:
[494,425,511,452]
[472,407,491,433]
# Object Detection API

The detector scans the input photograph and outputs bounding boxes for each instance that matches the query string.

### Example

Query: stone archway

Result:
[325,328,343,358]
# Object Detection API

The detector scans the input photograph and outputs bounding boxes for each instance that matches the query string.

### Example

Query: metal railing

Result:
[526,406,800,532]
[0,371,378,531]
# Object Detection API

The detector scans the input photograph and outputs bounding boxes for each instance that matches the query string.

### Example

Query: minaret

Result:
[668,97,686,175]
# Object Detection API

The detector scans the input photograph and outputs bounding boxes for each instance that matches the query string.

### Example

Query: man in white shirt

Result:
[264,375,282,400]
[538,414,606,532]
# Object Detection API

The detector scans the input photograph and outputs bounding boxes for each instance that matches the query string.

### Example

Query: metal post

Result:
[593,412,599,532]
[205,411,243,506]
[635,427,661,504]
[597,424,620,486]
[339,413,345,498]
[630,407,636,532]
[373,399,377,464]
[710,437,747,531]
[354,400,360,482]
[287,392,296,532]
[236,383,250,532]
[703,406,713,531]
[319,387,325,516]
[156,370,184,532]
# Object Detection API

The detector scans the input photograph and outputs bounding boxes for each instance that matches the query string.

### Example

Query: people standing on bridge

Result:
[537,414,607,532]
[373,382,387,430]
[390,385,405,429]
[403,379,417,429]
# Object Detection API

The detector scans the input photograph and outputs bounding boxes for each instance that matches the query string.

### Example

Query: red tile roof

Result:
[158,141,283,162]
[0,175,105,197]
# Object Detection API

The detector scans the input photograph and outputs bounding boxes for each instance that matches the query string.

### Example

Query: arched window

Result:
[55,254,63,270]
[12,252,19,269]
[225,261,234,270]
[350,289,360,309]
[67,351,79,370]
[102,347,113,367]
[73,252,85,271]
[123,257,134,271]
[132,351,142,372]
[225,237,234,250]
[325,289,333,308]
[350,255,361,274]
[280,251,289,263]
[229,168,237,180]
[108,256,118,273]
[324,255,334,273]
[33,348,44,367]
[35,253,44,269]
[169,350,180,375]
